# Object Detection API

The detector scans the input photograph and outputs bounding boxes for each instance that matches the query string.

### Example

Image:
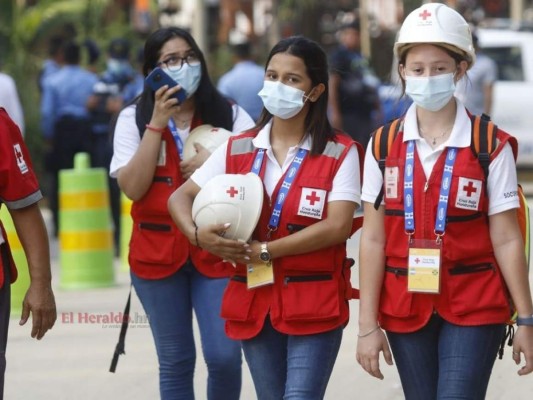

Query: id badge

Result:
[408,239,441,293]
[385,167,399,199]
[247,261,274,289]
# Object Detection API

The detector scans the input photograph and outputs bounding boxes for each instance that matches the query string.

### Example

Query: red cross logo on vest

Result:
[463,181,478,197]
[306,191,321,205]
[226,186,239,198]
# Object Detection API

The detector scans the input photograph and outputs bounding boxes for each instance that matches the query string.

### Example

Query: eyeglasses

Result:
[157,52,200,72]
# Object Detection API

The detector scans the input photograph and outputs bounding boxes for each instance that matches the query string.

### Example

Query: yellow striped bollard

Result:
[59,153,115,289]
[120,192,133,271]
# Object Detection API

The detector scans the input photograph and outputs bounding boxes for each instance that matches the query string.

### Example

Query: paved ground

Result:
[4,211,533,399]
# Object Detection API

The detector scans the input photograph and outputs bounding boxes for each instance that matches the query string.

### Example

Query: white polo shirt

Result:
[361,99,519,215]
[191,120,361,205]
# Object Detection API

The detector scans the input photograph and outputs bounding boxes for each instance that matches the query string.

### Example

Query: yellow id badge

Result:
[408,239,441,293]
[247,261,274,289]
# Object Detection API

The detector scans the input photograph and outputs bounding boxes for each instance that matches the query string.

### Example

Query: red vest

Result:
[220,130,357,339]
[379,129,513,332]
[128,120,233,279]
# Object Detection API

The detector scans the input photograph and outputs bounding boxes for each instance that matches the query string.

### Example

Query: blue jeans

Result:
[241,316,343,400]
[386,313,505,400]
[131,261,242,400]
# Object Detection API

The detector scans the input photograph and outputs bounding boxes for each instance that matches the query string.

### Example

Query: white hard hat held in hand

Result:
[192,173,264,242]
[183,124,232,160]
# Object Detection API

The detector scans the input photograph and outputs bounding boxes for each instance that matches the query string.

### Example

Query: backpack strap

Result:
[372,118,402,210]
[470,113,497,181]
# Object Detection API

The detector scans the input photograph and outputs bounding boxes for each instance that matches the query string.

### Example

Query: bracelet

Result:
[145,124,166,134]
[194,225,201,249]
[357,325,381,338]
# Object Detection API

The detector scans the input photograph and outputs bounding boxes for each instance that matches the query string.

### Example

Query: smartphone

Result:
[145,67,187,103]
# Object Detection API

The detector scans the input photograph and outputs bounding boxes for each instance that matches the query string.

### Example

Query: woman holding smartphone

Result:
[110,27,254,399]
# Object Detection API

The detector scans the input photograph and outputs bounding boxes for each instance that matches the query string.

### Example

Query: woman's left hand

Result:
[180,143,211,179]
[511,325,533,375]
[196,223,250,264]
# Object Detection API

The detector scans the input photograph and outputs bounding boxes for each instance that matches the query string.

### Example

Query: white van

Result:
[476,28,533,167]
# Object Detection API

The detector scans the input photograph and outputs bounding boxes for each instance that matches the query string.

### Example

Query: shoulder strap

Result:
[470,113,497,180]
[372,118,402,210]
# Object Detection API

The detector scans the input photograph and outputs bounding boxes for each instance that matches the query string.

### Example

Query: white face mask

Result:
[405,73,456,112]
[258,81,309,119]
[163,63,202,98]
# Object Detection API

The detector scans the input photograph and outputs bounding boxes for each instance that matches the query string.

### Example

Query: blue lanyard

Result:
[251,147,308,233]
[167,119,184,159]
[403,141,457,241]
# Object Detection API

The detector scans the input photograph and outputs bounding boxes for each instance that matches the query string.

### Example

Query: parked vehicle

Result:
[477,27,533,167]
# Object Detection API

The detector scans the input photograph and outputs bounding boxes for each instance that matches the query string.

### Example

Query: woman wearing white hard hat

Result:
[110,27,254,399]
[169,36,363,399]
[356,2,533,398]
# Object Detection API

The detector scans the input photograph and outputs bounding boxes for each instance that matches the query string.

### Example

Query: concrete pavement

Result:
[4,220,533,399]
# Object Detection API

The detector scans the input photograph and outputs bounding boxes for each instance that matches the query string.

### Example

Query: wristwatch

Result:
[517,314,533,326]
[259,242,271,264]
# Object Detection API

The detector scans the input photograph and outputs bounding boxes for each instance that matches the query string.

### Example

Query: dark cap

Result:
[83,39,101,64]
[108,38,130,60]
[339,20,360,32]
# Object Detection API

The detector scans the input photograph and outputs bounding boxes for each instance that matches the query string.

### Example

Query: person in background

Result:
[329,20,382,150]
[38,35,65,93]
[110,27,254,399]
[0,108,56,398]
[83,38,101,74]
[168,35,362,400]
[87,38,136,255]
[217,41,264,121]
[0,64,24,135]
[122,46,145,104]
[455,31,498,116]
[40,40,98,237]
[356,4,533,399]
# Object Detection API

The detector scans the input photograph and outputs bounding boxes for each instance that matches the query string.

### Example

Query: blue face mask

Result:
[258,81,310,119]
[163,63,202,98]
[405,73,456,112]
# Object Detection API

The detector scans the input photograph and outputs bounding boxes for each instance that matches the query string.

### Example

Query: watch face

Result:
[260,252,270,262]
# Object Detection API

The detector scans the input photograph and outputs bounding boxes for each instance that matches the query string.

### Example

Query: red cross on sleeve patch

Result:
[14,143,29,174]
[455,177,482,210]
[297,187,326,219]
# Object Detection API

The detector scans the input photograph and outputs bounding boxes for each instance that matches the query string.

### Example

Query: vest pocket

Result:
[380,266,413,318]
[281,274,340,322]
[220,277,255,322]
[130,222,175,265]
[447,263,508,315]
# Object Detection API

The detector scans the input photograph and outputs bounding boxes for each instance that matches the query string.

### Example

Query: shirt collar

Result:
[252,120,312,151]
[402,98,471,148]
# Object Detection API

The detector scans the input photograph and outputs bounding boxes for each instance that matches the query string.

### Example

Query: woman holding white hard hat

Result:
[356,3,533,399]
[110,27,254,399]
[169,36,362,399]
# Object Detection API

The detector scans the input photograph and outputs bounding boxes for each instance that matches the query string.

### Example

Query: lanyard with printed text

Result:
[403,141,457,242]
[167,119,184,159]
[251,147,308,235]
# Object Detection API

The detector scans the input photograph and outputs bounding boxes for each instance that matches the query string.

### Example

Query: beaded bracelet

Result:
[145,124,166,134]
[357,325,381,338]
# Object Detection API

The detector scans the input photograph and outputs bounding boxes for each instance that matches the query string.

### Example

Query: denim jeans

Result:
[386,313,505,400]
[0,247,10,398]
[241,316,343,400]
[131,261,242,400]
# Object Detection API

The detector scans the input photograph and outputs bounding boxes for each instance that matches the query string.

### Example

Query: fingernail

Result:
[224,223,231,228]
[244,256,250,260]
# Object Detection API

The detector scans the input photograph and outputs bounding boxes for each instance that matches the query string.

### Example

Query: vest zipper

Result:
[138,222,172,231]
[284,274,333,285]
[153,176,173,186]
[449,263,495,275]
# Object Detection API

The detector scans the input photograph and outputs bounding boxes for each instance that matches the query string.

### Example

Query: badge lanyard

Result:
[167,119,184,159]
[403,141,457,242]
[251,147,308,237]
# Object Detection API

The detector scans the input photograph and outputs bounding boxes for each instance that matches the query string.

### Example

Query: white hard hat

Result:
[394,3,475,68]
[183,124,232,161]
[192,173,264,241]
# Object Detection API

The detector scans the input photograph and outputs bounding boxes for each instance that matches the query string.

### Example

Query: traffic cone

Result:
[0,206,29,314]
[59,153,115,289]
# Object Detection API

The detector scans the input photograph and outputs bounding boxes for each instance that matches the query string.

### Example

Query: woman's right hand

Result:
[149,84,183,128]
[195,223,250,264]
[356,327,393,380]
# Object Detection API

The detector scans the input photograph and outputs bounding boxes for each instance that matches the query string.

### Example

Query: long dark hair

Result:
[255,36,334,155]
[135,27,233,133]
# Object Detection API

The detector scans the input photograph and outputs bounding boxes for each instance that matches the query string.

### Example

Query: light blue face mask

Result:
[163,63,202,98]
[405,73,456,112]
[258,81,310,119]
